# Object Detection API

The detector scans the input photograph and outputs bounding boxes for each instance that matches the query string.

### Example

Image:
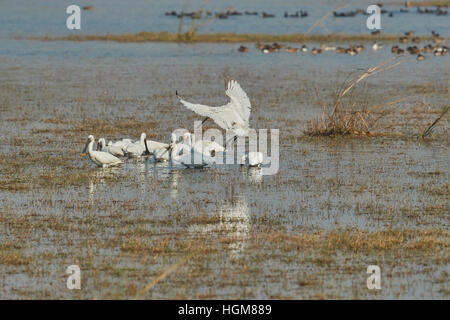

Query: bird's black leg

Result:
[195,117,209,130]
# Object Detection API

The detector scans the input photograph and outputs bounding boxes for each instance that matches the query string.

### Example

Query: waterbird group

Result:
[237,30,447,61]
[82,79,264,169]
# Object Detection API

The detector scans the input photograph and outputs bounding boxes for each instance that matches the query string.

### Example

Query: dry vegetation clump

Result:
[305,57,407,137]
[256,228,447,255]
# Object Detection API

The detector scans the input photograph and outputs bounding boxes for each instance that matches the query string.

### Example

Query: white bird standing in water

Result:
[241,152,263,167]
[177,78,252,146]
[124,133,149,157]
[82,135,123,168]
[146,139,169,155]
[372,42,383,50]
[153,133,177,162]
[109,138,133,152]
[170,132,214,168]
[97,138,125,157]
[190,133,225,156]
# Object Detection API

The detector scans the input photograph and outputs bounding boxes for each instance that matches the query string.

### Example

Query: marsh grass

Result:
[305,58,408,136]
[0,57,448,299]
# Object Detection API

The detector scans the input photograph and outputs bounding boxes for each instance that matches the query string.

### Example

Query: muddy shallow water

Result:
[0,39,449,299]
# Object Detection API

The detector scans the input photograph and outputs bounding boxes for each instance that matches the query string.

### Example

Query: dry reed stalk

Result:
[421,106,449,138]
[306,58,408,136]
[331,57,408,117]
[306,4,349,34]
[134,254,191,299]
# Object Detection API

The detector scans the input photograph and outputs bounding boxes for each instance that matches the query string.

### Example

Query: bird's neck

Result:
[88,141,95,154]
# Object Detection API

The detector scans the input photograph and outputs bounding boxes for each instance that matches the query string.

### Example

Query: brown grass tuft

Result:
[305,57,407,136]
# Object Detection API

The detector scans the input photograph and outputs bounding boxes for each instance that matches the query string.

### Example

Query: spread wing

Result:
[177,97,234,130]
[224,79,251,124]
[177,79,251,131]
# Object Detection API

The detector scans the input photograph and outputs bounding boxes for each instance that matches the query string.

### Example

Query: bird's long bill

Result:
[159,144,172,158]
[144,138,150,155]
[81,139,89,157]
[195,117,209,130]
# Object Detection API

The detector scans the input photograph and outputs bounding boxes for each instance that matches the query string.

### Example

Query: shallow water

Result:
[1,0,450,37]
[0,1,449,300]
[0,42,448,299]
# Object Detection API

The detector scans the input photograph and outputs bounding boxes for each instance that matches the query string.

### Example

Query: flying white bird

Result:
[124,133,149,157]
[241,152,263,167]
[97,138,125,157]
[82,135,123,168]
[177,78,252,143]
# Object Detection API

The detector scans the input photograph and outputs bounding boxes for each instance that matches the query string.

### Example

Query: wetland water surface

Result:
[0,12,449,299]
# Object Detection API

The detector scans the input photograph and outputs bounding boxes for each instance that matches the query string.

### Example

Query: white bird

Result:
[321,44,336,51]
[241,152,263,167]
[177,78,252,142]
[372,42,383,50]
[171,132,214,168]
[153,133,177,162]
[82,135,123,168]
[124,133,149,157]
[97,138,125,157]
[190,133,225,156]
[108,138,133,152]
[146,140,169,155]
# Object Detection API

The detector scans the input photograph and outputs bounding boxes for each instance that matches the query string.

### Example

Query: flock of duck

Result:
[164,8,307,19]
[333,4,447,18]
[164,4,447,20]
[237,31,447,61]
[82,79,264,169]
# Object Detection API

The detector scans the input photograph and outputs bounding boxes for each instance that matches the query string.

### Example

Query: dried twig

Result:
[306,4,349,34]
[330,57,408,117]
[134,254,191,299]
[421,106,449,138]
[306,58,408,137]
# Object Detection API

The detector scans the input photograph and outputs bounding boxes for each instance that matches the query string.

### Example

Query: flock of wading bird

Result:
[237,30,447,61]
[82,79,264,169]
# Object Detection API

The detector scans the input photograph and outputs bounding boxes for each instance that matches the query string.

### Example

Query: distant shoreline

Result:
[26,32,444,43]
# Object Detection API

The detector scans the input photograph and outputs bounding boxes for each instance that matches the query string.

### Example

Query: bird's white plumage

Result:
[171,132,214,168]
[98,138,125,157]
[178,79,251,136]
[152,133,176,162]
[241,152,263,167]
[124,133,148,157]
[109,139,133,152]
[146,140,169,154]
[82,135,123,168]
[190,133,225,156]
